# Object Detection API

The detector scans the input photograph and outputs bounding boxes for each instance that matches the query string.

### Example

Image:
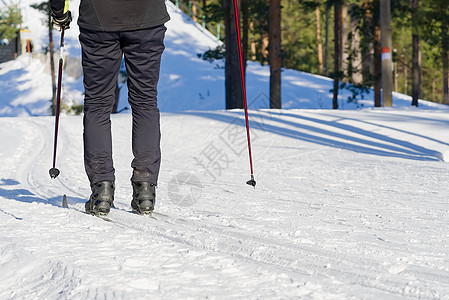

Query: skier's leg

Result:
[121,25,166,185]
[79,28,123,184]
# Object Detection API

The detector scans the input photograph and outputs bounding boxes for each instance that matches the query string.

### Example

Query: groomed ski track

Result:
[1,110,449,299]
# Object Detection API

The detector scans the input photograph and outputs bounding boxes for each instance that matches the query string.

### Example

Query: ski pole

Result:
[49,26,65,179]
[233,0,256,188]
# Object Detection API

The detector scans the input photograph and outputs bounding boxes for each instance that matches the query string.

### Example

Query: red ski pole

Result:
[233,0,256,188]
[49,27,65,179]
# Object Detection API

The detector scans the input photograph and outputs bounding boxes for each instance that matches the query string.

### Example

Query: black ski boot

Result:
[85,181,115,216]
[131,182,155,215]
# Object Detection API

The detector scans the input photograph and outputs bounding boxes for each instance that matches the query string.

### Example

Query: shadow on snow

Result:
[0,178,85,212]
[184,110,446,162]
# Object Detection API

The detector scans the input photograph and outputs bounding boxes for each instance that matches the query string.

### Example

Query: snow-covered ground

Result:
[1,109,449,299]
[1,0,449,299]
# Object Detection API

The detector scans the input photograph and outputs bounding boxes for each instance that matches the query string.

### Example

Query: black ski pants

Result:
[79,25,166,185]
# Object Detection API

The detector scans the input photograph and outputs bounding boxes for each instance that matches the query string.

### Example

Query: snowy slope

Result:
[1,0,448,116]
[1,109,449,298]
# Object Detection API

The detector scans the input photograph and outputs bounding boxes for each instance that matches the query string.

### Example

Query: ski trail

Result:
[14,117,84,203]
[105,203,448,299]
[0,116,342,298]
[1,113,449,298]
[0,117,324,298]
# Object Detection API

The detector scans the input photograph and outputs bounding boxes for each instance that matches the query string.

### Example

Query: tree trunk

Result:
[259,18,269,64]
[315,2,324,73]
[442,14,449,105]
[393,63,399,92]
[362,0,373,83]
[324,0,330,76]
[333,0,342,109]
[225,0,243,109]
[432,79,436,101]
[15,30,21,58]
[49,15,56,116]
[380,0,393,107]
[411,0,421,106]
[341,0,348,80]
[242,0,248,79]
[350,3,362,84]
[250,21,257,60]
[404,64,408,94]
[269,0,281,109]
[192,0,197,22]
[374,21,381,107]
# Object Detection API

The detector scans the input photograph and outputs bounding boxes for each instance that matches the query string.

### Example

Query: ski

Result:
[130,208,158,220]
[149,211,169,219]
[90,212,114,222]
[61,195,165,222]
[61,194,168,222]
[133,210,170,220]
[141,212,157,220]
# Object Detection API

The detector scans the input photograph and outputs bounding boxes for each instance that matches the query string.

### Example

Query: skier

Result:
[50,0,170,216]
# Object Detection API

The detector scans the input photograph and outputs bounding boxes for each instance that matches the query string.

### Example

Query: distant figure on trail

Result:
[50,0,170,217]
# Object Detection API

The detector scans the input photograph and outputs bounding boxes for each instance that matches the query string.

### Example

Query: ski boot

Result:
[131,182,155,215]
[85,181,115,216]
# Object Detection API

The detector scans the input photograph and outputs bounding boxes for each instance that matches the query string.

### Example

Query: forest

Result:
[179,0,449,108]
[2,0,448,109]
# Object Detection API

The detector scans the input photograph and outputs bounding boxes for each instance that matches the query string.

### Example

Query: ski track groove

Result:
[20,118,86,201]
[85,206,445,299]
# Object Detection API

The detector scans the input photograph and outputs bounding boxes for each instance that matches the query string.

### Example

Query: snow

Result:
[1,0,449,299]
[1,110,449,298]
